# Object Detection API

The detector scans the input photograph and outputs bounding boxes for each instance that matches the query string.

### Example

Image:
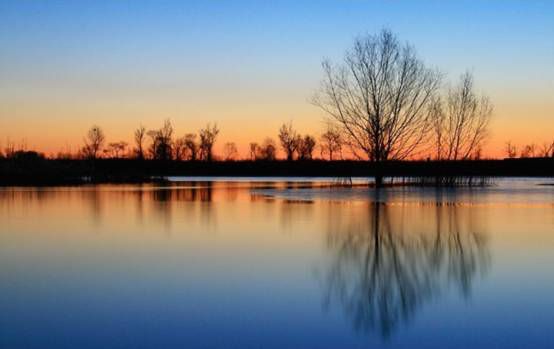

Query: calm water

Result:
[1,178,553,348]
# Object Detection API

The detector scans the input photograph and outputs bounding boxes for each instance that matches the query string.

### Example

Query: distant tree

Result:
[278,122,301,161]
[148,119,174,160]
[313,29,441,186]
[259,138,277,161]
[82,125,105,160]
[320,125,343,160]
[539,142,554,158]
[4,140,16,158]
[223,142,239,161]
[504,141,517,159]
[107,141,128,158]
[134,126,146,159]
[173,137,186,160]
[431,72,492,160]
[183,133,199,161]
[249,142,259,161]
[520,144,536,158]
[199,123,219,161]
[298,135,316,160]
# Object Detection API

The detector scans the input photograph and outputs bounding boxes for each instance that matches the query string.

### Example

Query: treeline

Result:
[1,29,553,186]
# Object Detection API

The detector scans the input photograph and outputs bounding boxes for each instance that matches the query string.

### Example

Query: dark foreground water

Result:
[1,178,553,349]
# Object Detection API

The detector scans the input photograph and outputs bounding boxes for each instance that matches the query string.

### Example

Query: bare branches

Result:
[134,126,146,160]
[278,122,301,161]
[431,72,492,160]
[320,125,343,160]
[313,29,441,163]
[199,123,219,161]
[223,142,238,161]
[82,125,105,160]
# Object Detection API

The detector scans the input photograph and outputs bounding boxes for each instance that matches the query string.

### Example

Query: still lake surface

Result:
[1,177,553,348]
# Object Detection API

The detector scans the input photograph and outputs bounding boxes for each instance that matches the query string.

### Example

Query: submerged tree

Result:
[431,72,492,160]
[313,29,441,185]
[278,122,301,161]
[199,123,219,161]
[82,125,105,160]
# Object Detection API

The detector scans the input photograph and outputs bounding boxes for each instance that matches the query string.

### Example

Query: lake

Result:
[1,178,553,348]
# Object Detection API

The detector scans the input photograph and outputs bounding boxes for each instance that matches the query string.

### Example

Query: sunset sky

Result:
[1,0,552,158]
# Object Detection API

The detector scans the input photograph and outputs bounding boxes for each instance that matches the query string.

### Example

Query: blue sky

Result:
[0,0,553,154]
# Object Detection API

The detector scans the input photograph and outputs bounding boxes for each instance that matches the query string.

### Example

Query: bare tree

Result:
[431,72,492,160]
[82,125,105,160]
[4,139,16,159]
[183,133,199,161]
[539,142,554,158]
[148,119,173,160]
[504,141,517,159]
[199,123,219,161]
[520,144,536,158]
[298,135,316,160]
[278,122,301,161]
[134,126,146,159]
[107,141,128,158]
[320,125,343,160]
[173,137,186,160]
[223,142,238,161]
[259,138,277,161]
[313,29,441,185]
[249,142,259,161]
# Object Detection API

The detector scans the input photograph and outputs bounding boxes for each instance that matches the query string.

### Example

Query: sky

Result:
[0,0,553,158]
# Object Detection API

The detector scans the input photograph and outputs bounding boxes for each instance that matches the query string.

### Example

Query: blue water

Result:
[1,178,553,348]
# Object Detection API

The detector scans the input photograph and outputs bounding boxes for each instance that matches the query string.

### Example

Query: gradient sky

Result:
[0,0,553,157]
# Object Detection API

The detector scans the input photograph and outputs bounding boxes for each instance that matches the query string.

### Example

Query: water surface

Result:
[1,178,553,348]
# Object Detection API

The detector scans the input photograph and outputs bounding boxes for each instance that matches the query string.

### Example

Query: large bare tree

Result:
[313,29,441,185]
[431,72,492,160]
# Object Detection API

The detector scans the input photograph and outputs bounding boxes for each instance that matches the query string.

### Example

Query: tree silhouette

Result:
[183,133,199,161]
[431,72,492,160]
[279,122,301,161]
[313,29,441,186]
[259,138,277,161]
[148,119,174,161]
[82,125,105,160]
[106,141,128,158]
[505,141,517,159]
[223,142,238,161]
[199,123,219,161]
[134,126,146,160]
[320,125,343,160]
[298,135,316,160]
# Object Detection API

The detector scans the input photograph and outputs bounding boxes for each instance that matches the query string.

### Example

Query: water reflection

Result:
[321,191,490,338]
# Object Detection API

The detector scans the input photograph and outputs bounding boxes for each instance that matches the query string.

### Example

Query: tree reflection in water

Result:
[321,190,490,338]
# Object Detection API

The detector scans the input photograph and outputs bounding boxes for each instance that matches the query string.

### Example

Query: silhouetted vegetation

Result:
[1,28,552,186]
